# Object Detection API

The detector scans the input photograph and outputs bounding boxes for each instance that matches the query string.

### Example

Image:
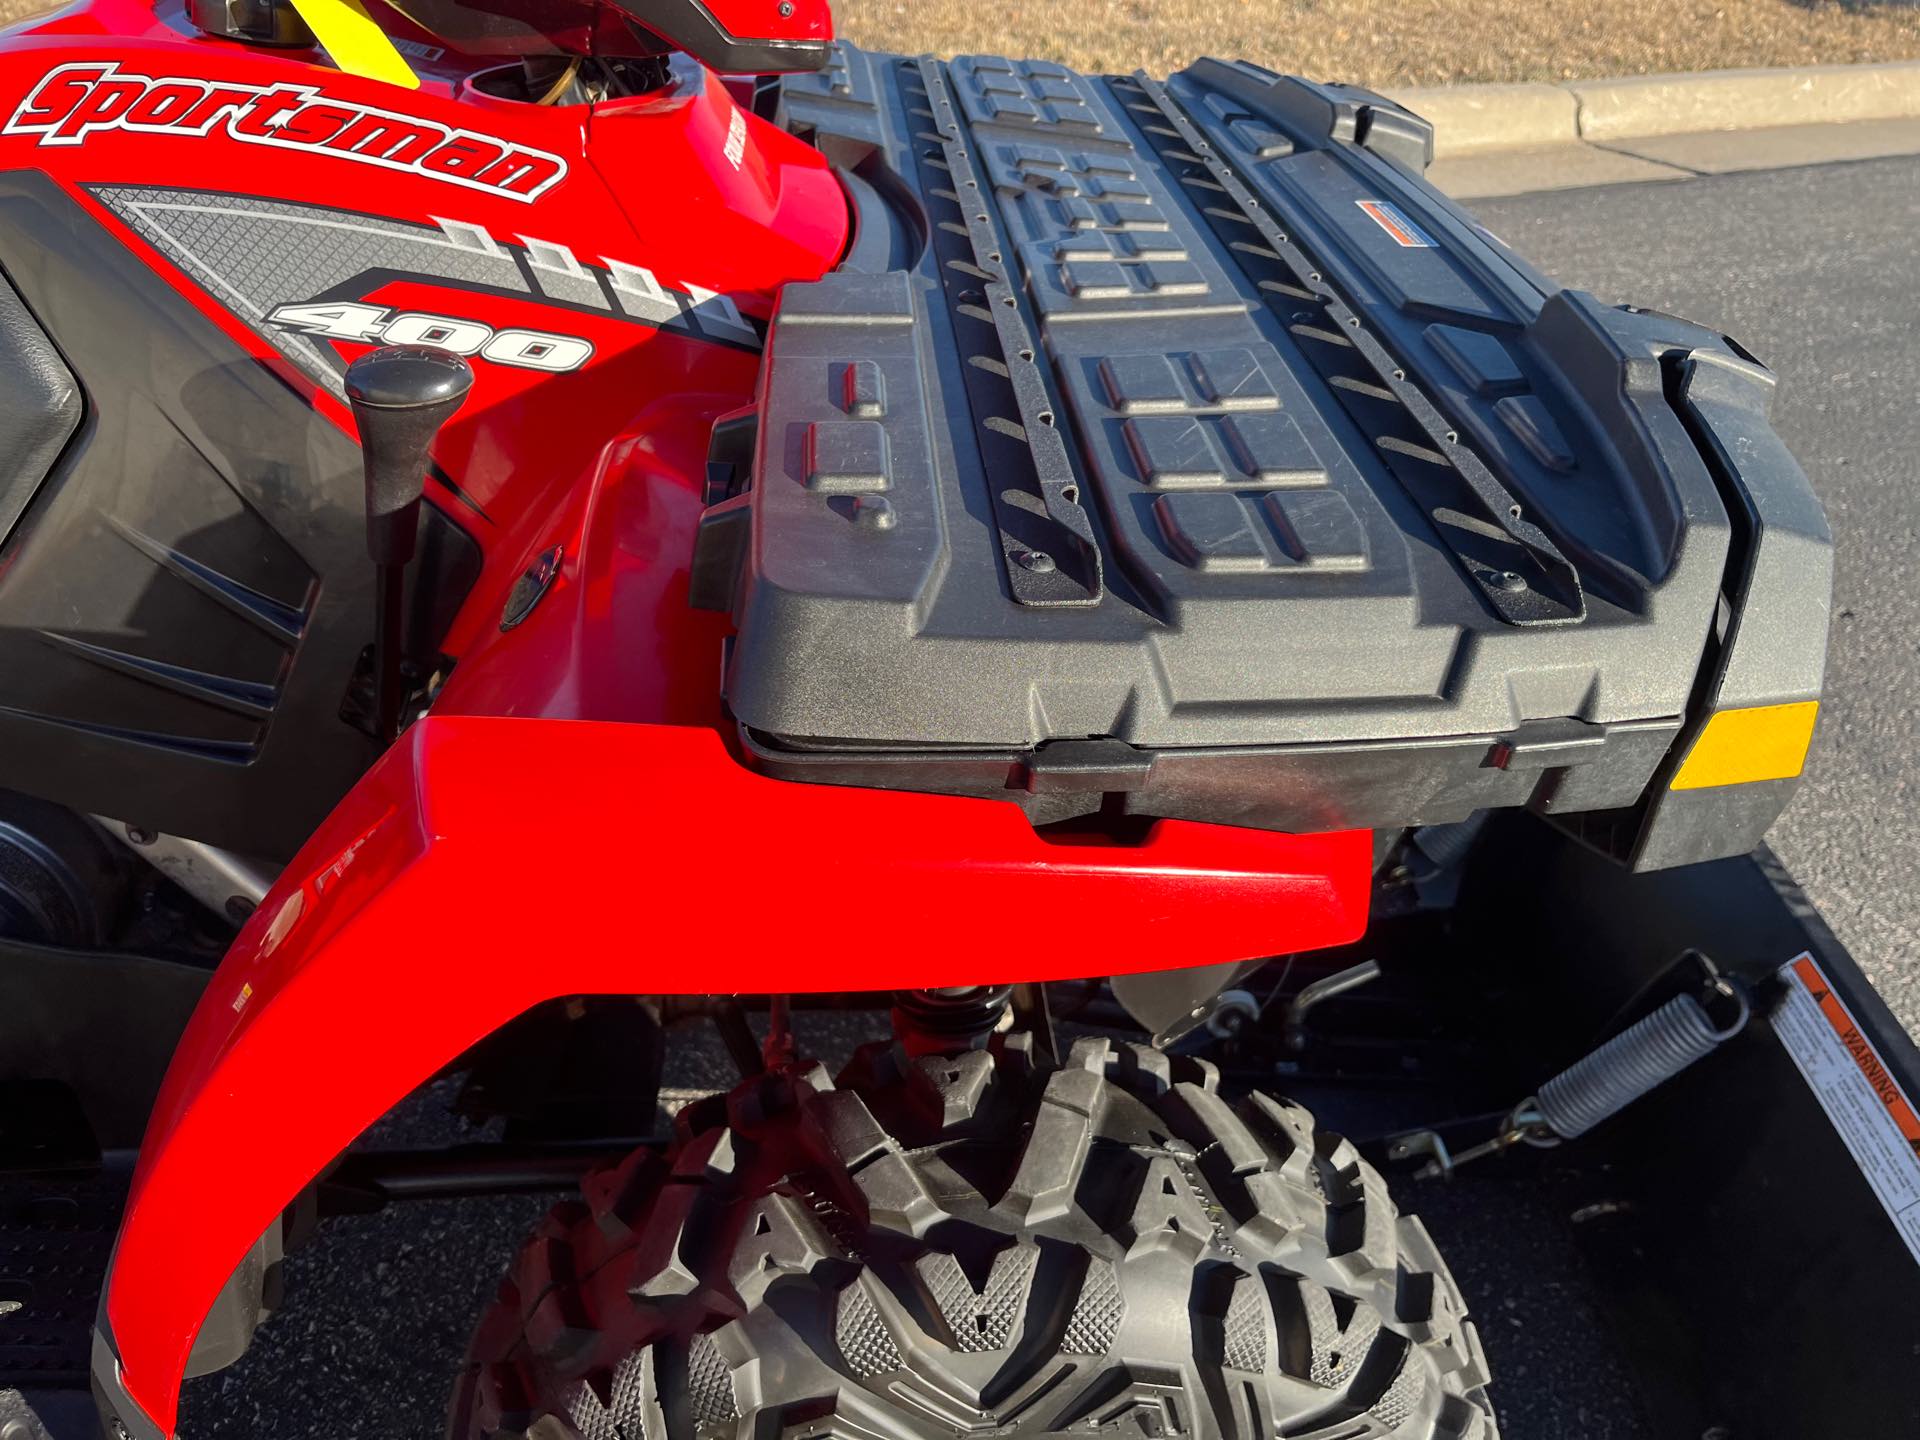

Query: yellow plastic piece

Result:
[285,0,420,89]
[1669,701,1819,790]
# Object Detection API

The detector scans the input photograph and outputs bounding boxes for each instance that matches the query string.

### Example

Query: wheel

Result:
[450,1035,1497,1440]
[0,790,126,947]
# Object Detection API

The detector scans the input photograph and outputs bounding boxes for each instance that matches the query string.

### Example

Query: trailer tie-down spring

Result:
[1391,974,1751,1178]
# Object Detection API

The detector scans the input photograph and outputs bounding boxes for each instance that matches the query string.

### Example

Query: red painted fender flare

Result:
[98,715,1370,1434]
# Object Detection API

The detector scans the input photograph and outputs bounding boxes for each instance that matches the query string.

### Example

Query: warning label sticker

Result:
[1773,952,1920,1265]
[1356,198,1437,248]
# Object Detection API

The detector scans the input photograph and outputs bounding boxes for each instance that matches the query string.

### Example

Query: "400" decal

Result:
[269,302,594,373]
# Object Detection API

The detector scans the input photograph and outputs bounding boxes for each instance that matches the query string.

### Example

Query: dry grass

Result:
[832,0,1920,87]
[1,0,1913,88]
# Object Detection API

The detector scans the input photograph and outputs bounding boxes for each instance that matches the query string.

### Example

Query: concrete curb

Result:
[1390,60,1920,158]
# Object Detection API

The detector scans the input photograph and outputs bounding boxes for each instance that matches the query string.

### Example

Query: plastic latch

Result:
[689,495,753,613]
[1485,717,1607,772]
[1024,738,1154,794]
[1355,103,1436,173]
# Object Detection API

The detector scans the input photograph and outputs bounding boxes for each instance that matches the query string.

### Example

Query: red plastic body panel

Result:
[0,1,848,681]
[698,0,832,42]
[108,721,1367,1436]
[0,3,1375,1433]
[107,718,1371,1432]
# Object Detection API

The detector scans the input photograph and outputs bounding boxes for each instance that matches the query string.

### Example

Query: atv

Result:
[1,1,1917,1437]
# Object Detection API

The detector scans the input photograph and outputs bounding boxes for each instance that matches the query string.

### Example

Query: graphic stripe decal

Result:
[89,185,761,402]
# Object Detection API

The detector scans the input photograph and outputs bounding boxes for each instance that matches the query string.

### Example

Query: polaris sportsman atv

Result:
[1,1,1917,1438]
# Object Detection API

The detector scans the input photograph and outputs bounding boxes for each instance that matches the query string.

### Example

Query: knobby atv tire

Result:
[450,1037,1497,1440]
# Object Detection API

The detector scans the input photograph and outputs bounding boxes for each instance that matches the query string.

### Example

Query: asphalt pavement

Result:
[172,154,1920,1438]
[1472,154,1920,1042]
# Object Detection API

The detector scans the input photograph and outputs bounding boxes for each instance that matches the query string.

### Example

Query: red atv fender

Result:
[95,713,1370,1435]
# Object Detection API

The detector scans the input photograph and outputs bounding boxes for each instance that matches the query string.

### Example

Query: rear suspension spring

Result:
[1534,984,1751,1140]
[892,986,1013,1055]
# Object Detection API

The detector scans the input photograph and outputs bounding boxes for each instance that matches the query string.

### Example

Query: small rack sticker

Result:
[1356,198,1437,248]
[1773,952,1920,1265]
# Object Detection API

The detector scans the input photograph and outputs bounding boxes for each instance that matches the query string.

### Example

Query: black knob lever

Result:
[344,346,474,743]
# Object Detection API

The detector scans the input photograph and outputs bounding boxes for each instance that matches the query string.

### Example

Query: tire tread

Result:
[450,1039,1498,1440]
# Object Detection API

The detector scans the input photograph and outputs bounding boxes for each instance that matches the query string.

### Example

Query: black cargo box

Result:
[693,46,1831,869]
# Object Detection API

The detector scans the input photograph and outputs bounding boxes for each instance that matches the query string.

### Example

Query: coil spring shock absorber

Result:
[892,986,1014,1056]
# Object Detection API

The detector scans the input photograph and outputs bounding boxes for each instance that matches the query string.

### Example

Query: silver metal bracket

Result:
[95,816,277,922]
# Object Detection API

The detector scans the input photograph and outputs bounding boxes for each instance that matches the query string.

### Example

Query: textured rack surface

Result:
[706,46,1827,843]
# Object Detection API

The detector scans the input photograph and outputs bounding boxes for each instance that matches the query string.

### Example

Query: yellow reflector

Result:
[284,0,420,89]
[1670,701,1819,791]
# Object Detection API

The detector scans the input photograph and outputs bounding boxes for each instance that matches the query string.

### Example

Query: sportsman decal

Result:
[7,62,567,202]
